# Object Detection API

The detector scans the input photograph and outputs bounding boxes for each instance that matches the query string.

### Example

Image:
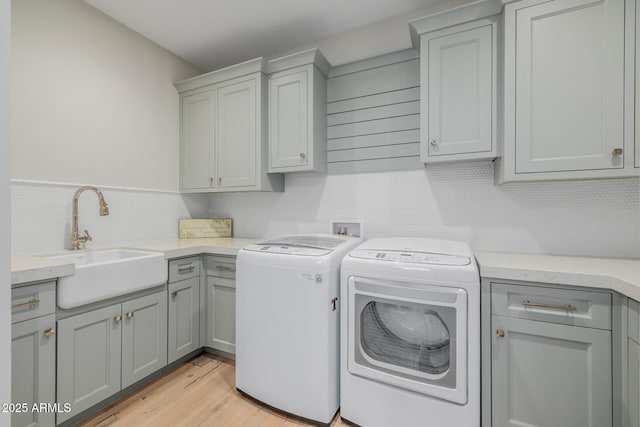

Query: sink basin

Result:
[44,248,167,309]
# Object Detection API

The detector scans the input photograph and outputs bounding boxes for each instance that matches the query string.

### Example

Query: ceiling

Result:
[84,0,445,72]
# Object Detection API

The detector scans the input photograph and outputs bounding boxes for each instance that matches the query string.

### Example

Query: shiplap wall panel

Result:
[327,54,422,174]
[327,59,419,102]
[327,87,420,114]
[328,142,420,162]
[327,100,420,126]
[327,129,420,151]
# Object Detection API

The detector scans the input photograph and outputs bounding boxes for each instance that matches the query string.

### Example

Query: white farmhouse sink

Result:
[44,248,167,309]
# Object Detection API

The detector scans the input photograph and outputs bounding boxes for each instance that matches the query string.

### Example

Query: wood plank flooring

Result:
[77,354,350,427]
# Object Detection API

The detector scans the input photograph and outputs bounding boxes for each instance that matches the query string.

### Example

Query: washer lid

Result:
[349,249,471,266]
[243,234,352,256]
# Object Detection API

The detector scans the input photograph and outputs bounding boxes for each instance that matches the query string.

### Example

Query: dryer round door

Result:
[347,276,468,404]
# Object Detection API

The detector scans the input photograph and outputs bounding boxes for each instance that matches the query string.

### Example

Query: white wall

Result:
[11,0,201,191]
[268,0,471,66]
[0,0,11,423]
[209,163,640,258]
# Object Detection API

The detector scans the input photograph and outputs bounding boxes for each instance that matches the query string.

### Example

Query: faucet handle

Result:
[81,229,92,243]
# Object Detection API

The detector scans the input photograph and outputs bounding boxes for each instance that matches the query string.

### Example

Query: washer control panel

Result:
[349,249,470,266]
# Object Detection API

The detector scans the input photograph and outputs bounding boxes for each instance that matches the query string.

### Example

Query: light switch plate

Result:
[331,220,363,238]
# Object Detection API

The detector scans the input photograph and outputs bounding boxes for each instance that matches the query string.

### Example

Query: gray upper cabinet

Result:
[409,0,501,164]
[496,0,639,182]
[204,255,236,355]
[168,256,201,364]
[487,281,613,427]
[11,281,56,427]
[175,58,284,193]
[267,48,329,173]
[57,289,167,423]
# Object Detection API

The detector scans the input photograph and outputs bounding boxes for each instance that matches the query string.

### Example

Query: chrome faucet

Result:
[70,186,110,250]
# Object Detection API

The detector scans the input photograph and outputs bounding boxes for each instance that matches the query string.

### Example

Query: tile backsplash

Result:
[11,180,208,254]
[208,162,640,259]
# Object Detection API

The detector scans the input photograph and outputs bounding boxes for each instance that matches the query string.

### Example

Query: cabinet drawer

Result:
[629,299,640,343]
[204,255,236,278]
[169,256,201,283]
[11,281,56,323]
[491,282,611,330]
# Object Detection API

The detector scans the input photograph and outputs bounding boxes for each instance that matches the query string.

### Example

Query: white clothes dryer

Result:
[340,237,480,427]
[236,234,362,425]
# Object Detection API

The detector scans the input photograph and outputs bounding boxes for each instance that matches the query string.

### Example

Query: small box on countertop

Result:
[179,218,233,238]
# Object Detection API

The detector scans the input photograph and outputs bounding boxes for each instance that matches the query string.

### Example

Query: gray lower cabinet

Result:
[11,281,56,427]
[630,339,640,427]
[168,276,200,363]
[57,290,167,423]
[492,315,612,427]
[486,280,613,427]
[629,298,640,427]
[204,256,236,355]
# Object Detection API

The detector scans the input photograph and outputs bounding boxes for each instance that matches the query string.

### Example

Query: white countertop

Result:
[476,251,640,301]
[12,241,640,301]
[11,237,260,286]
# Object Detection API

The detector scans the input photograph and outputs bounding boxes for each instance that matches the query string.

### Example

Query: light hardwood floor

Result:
[78,353,351,427]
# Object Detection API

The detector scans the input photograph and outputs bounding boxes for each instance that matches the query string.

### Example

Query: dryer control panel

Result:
[349,249,470,266]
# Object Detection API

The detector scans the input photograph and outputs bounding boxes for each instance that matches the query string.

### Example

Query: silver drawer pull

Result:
[521,299,577,311]
[178,265,195,274]
[215,265,236,272]
[12,299,40,310]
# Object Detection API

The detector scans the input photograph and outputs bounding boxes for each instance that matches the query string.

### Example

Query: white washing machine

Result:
[236,234,362,425]
[340,237,480,427]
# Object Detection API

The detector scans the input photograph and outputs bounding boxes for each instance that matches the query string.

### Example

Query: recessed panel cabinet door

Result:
[630,338,640,427]
[11,314,55,427]
[216,79,257,188]
[492,315,612,427]
[181,91,215,190]
[426,25,492,158]
[57,304,122,424]
[269,70,309,169]
[206,276,236,354]
[168,277,200,364]
[121,291,167,389]
[511,0,625,173]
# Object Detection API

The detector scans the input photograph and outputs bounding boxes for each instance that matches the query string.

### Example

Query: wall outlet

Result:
[331,220,363,238]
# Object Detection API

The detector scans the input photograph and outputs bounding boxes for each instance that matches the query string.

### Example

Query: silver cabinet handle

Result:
[299,153,306,159]
[178,265,195,274]
[171,291,178,298]
[215,265,236,272]
[612,148,623,156]
[521,299,577,311]
[126,311,134,319]
[44,328,55,338]
[496,329,505,338]
[12,299,40,310]
[114,315,122,323]
[217,177,222,185]
[430,139,437,146]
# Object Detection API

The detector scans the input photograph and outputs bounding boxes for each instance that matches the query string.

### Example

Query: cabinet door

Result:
[216,78,257,188]
[57,304,122,423]
[168,277,200,364]
[11,314,55,427]
[423,25,492,159]
[630,338,640,427]
[492,315,612,427]
[269,70,309,170]
[206,276,236,354]
[509,0,624,173]
[181,91,216,190]
[121,291,167,389]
